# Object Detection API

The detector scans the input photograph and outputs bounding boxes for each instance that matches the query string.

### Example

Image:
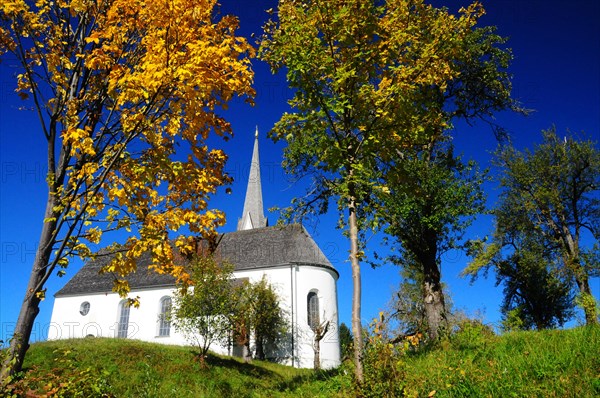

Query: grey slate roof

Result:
[55,224,336,297]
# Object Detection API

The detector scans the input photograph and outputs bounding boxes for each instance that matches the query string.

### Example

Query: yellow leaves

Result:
[3,0,252,307]
[1,0,28,16]
[35,289,46,301]
[84,33,100,45]
[85,227,102,244]
[108,187,127,206]
[62,126,96,157]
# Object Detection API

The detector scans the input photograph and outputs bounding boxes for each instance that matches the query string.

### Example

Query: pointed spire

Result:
[238,127,268,231]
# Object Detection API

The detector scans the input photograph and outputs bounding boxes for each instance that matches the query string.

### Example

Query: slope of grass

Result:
[3,325,598,397]
[7,338,350,397]
[403,324,600,398]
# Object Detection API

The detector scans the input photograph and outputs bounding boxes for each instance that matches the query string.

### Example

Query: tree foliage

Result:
[252,278,288,361]
[465,128,599,326]
[232,276,288,362]
[379,141,487,339]
[172,256,236,362]
[260,0,513,380]
[0,0,254,380]
[338,322,353,361]
[173,259,287,365]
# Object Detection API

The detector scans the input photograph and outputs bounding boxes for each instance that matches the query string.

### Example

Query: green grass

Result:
[4,325,599,397]
[9,338,350,397]
[403,325,600,398]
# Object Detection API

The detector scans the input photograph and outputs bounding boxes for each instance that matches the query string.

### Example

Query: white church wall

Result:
[234,265,341,369]
[294,265,340,369]
[50,287,184,345]
[49,264,340,369]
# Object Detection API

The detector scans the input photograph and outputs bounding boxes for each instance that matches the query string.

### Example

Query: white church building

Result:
[49,130,341,369]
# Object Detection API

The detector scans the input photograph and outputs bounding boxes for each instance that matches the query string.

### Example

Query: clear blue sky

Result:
[1,0,599,343]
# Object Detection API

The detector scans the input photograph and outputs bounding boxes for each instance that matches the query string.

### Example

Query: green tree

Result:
[338,322,353,361]
[260,0,512,380]
[468,204,575,331]
[0,0,253,380]
[379,142,487,339]
[249,277,287,361]
[465,128,599,325]
[389,265,426,337]
[227,277,287,363]
[172,256,236,365]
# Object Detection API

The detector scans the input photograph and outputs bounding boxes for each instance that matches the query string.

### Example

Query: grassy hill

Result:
[2,325,599,397]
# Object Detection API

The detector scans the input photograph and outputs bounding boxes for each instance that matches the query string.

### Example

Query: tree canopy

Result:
[260,0,516,378]
[377,141,487,338]
[172,256,237,363]
[465,128,599,326]
[0,0,254,380]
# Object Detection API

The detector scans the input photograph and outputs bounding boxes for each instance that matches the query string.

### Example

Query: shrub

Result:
[360,314,406,398]
[1,348,113,397]
[449,319,496,350]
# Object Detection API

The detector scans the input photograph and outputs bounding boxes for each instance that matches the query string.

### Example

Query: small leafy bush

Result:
[360,314,406,398]
[2,348,113,397]
[449,319,496,350]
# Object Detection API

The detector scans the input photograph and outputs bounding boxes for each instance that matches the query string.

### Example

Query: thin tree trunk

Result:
[243,337,252,363]
[313,321,329,370]
[255,332,265,360]
[1,195,57,383]
[348,195,364,383]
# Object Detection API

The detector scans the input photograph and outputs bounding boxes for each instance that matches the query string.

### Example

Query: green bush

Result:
[449,319,496,350]
[360,315,406,398]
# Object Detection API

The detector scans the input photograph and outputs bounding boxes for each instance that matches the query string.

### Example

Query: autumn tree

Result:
[465,128,599,325]
[172,256,237,365]
[259,0,511,381]
[377,142,487,339]
[0,0,254,381]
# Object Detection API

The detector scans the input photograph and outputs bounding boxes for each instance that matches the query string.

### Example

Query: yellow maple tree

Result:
[0,0,254,380]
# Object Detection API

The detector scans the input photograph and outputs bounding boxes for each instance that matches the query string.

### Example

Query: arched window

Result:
[117,300,130,338]
[158,296,172,337]
[307,291,319,330]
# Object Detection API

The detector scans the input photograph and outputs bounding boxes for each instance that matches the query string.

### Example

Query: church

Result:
[49,129,341,369]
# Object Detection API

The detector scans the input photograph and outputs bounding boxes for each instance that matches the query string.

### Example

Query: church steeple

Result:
[237,127,268,231]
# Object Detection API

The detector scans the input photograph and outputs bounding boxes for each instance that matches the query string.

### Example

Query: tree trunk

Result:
[423,278,447,340]
[564,236,598,325]
[348,196,364,383]
[255,333,265,360]
[574,274,598,325]
[313,321,329,370]
[421,249,447,340]
[243,338,252,363]
[1,195,57,383]
[313,338,321,370]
